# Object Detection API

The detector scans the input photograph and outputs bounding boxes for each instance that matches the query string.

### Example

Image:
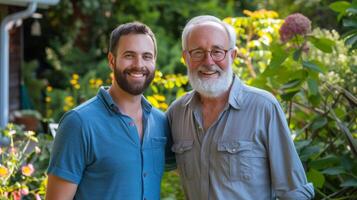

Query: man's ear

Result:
[230,47,238,60]
[182,51,188,66]
[108,52,115,70]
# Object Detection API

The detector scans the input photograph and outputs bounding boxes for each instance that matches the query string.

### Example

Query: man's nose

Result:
[202,51,215,65]
[133,56,144,67]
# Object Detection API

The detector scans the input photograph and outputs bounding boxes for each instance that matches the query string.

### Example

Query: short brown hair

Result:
[109,21,157,56]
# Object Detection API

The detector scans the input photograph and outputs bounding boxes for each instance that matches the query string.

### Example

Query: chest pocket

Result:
[172,140,195,180]
[217,140,253,181]
[151,137,167,176]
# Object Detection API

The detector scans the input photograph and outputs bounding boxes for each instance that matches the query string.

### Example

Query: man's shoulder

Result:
[150,106,167,121]
[60,96,103,123]
[241,84,279,106]
[167,91,194,111]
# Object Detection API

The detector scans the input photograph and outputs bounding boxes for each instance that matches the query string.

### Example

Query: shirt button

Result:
[232,148,236,152]
[129,121,135,126]
[143,173,147,177]
[243,174,250,180]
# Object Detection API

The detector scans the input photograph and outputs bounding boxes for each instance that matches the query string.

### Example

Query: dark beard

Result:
[114,67,154,95]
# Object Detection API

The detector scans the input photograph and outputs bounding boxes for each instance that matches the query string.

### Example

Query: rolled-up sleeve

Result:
[267,102,315,200]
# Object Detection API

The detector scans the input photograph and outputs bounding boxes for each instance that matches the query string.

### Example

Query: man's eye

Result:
[124,54,135,59]
[192,51,204,57]
[143,54,153,60]
[212,49,224,54]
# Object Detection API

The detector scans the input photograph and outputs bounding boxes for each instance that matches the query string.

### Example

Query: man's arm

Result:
[46,175,78,200]
[164,110,177,171]
[268,102,314,200]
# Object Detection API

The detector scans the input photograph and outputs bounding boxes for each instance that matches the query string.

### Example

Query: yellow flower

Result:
[70,79,78,85]
[46,86,53,92]
[45,96,51,103]
[153,94,166,102]
[0,165,8,177]
[74,84,81,90]
[110,72,114,80]
[89,78,95,84]
[159,103,168,110]
[95,79,103,87]
[72,73,79,80]
[147,96,159,108]
[21,164,35,176]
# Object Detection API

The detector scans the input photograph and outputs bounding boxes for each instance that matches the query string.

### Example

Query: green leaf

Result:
[302,61,324,73]
[307,79,319,96]
[308,36,335,53]
[343,19,357,28]
[346,7,357,14]
[340,178,357,187]
[346,34,357,47]
[322,167,346,175]
[329,1,351,13]
[269,44,289,69]
[309,155,340,170]
[281,90,300,101]
[280,79,302,90]
[300,145,321,161]
[307,169,325,188]
[293,48,302,61]
[295,139,312,151]
[311,117,328,131]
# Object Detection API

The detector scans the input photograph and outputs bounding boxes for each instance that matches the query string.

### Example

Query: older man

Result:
[167,15,315,200]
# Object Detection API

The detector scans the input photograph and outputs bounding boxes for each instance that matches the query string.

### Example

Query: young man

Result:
[167,15,315,200]
[46,22,170,200]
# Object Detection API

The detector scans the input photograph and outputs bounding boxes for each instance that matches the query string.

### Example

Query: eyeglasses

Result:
[186,48,232,62]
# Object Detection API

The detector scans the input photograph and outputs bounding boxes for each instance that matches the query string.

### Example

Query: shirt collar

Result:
[97,86,152,114]
[182,75,243,110]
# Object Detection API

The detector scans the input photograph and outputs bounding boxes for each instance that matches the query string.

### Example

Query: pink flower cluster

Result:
[279,13,311,42]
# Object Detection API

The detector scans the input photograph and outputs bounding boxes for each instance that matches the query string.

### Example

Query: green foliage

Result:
[330,0,357,50]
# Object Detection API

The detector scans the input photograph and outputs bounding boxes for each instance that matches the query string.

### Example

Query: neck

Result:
[199,89,230,108]
[108,83,142,115]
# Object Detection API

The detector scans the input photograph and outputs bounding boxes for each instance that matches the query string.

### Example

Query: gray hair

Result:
[181,15,236,50]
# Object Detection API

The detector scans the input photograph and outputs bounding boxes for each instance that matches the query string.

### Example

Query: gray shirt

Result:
[166,76,314,200]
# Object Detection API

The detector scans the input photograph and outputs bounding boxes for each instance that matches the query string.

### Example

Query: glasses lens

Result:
[211,49,225,61]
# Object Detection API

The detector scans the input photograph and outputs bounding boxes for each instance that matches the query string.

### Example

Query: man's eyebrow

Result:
[212,45,226,49]
[122,50,136,54]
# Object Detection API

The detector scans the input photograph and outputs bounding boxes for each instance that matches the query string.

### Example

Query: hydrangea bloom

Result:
[279,13,311,42]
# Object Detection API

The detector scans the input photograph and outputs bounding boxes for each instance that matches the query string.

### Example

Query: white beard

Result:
[188,63,233,98]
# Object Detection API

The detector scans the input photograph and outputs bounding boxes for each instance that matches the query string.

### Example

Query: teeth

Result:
[200,71,217,75]
[128,72,145,77]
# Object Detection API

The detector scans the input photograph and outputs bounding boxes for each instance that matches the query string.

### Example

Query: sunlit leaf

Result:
[302,61,324,73]
[307,169,325,188]
[308,36,335,53]
[329,1,351,13]
[269,44,289,69]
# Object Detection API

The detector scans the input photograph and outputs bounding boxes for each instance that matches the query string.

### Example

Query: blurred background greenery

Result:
[1,0,356,199]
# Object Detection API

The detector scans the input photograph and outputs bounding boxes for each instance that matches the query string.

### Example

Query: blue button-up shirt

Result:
[167,76,314,200]
[48,87,170,200]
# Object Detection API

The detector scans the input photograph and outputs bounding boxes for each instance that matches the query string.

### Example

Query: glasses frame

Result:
[186,48,233,62]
